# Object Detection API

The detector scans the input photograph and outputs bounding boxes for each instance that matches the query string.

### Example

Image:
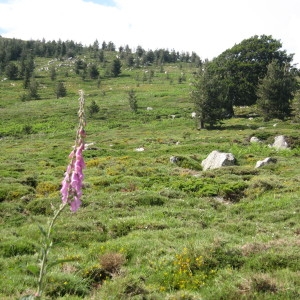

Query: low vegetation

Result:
[0,36,300,299]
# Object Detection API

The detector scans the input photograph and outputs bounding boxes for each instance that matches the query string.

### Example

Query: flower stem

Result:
[36,202,68,297]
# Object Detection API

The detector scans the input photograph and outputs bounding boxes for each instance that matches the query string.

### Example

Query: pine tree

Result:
[110,58,122,77]
[88,100,100,117]
[5,62,19,80]
[128,89,138,113]
[291,91,300,123]
[55,82,67,99]
[28,77,40,100]
[190,62,227,129]
[256,60,298,120]
[50,66,56,81]
[88,64,99,79]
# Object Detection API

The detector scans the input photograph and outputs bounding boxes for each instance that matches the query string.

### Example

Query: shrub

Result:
[20,175,38,188]
[0,183,34,202]
[245,176,283,198]
[82,264,110,286]
[45,273,89,298]
[132,191,166,206]
[22,124,34,134]
[171,155,202,170]
[26,197,53,215]
[0,239,36,257]
[219,181,248,202]
[202,242,245,270]
[100,252,126,274]
[109,220,135,238]
[36,181,60,196]
[154,247,216,292]
[251,273,278,293]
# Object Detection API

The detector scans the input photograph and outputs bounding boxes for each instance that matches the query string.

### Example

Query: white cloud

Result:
[0,0,299,64]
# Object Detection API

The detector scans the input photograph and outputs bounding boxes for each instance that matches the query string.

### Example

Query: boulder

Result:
[271,135,289,149]
[201,150,236,171]
[255,157,277,168]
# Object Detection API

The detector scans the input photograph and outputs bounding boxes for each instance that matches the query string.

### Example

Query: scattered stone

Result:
[170,156,178,163]
[255,157,277,168]
[84,142,95,150]
[201,150,236,171]
[271,135,289,150]
[250,136,261,143]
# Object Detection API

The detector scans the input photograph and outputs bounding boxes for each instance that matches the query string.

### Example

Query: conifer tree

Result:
[256,60,298,120]
[88,100,100,117]
[55,82,67,99]
[128,89,138,113]
[110,58,122,77]
[191,62,227,129]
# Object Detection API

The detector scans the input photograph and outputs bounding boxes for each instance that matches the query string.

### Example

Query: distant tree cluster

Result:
[1,35,298,123]
[0,36,202,97]
[191,35,299,128]
[0,37,201,73]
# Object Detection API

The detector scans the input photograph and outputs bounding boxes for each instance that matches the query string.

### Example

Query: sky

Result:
[0,0,300,65]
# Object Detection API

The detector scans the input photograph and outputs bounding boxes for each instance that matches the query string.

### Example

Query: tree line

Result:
[0,37,201,73]
[1,35,299,123]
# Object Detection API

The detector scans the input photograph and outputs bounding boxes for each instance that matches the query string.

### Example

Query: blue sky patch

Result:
[83,0,116,7]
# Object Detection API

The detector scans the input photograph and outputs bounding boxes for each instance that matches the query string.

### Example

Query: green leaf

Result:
[26,264,40,275]
[37,224,47,238]
[47,257,81,269]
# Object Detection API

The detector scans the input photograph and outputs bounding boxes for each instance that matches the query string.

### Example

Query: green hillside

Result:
[0,37,300,299]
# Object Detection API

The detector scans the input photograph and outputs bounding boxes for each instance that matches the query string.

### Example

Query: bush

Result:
[132,191,166,206]
[26,197,53,215]
[100,252,126,274]
[0,239,36,257]
[45,273,89,298]
[219,181,248,202]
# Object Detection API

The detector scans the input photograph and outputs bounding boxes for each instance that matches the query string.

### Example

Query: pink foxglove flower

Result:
[60,90,86,212]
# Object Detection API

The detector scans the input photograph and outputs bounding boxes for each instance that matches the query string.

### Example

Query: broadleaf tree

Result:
[208,35,295,114]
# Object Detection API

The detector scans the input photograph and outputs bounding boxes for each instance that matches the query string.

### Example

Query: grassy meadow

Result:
[0,53,300,299]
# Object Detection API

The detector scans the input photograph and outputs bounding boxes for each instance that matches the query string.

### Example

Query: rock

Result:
[250,136,261,143]
[255,157,277,168]
[201,150,236,171]
[170,156,178,163]
[271,135,289,149]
